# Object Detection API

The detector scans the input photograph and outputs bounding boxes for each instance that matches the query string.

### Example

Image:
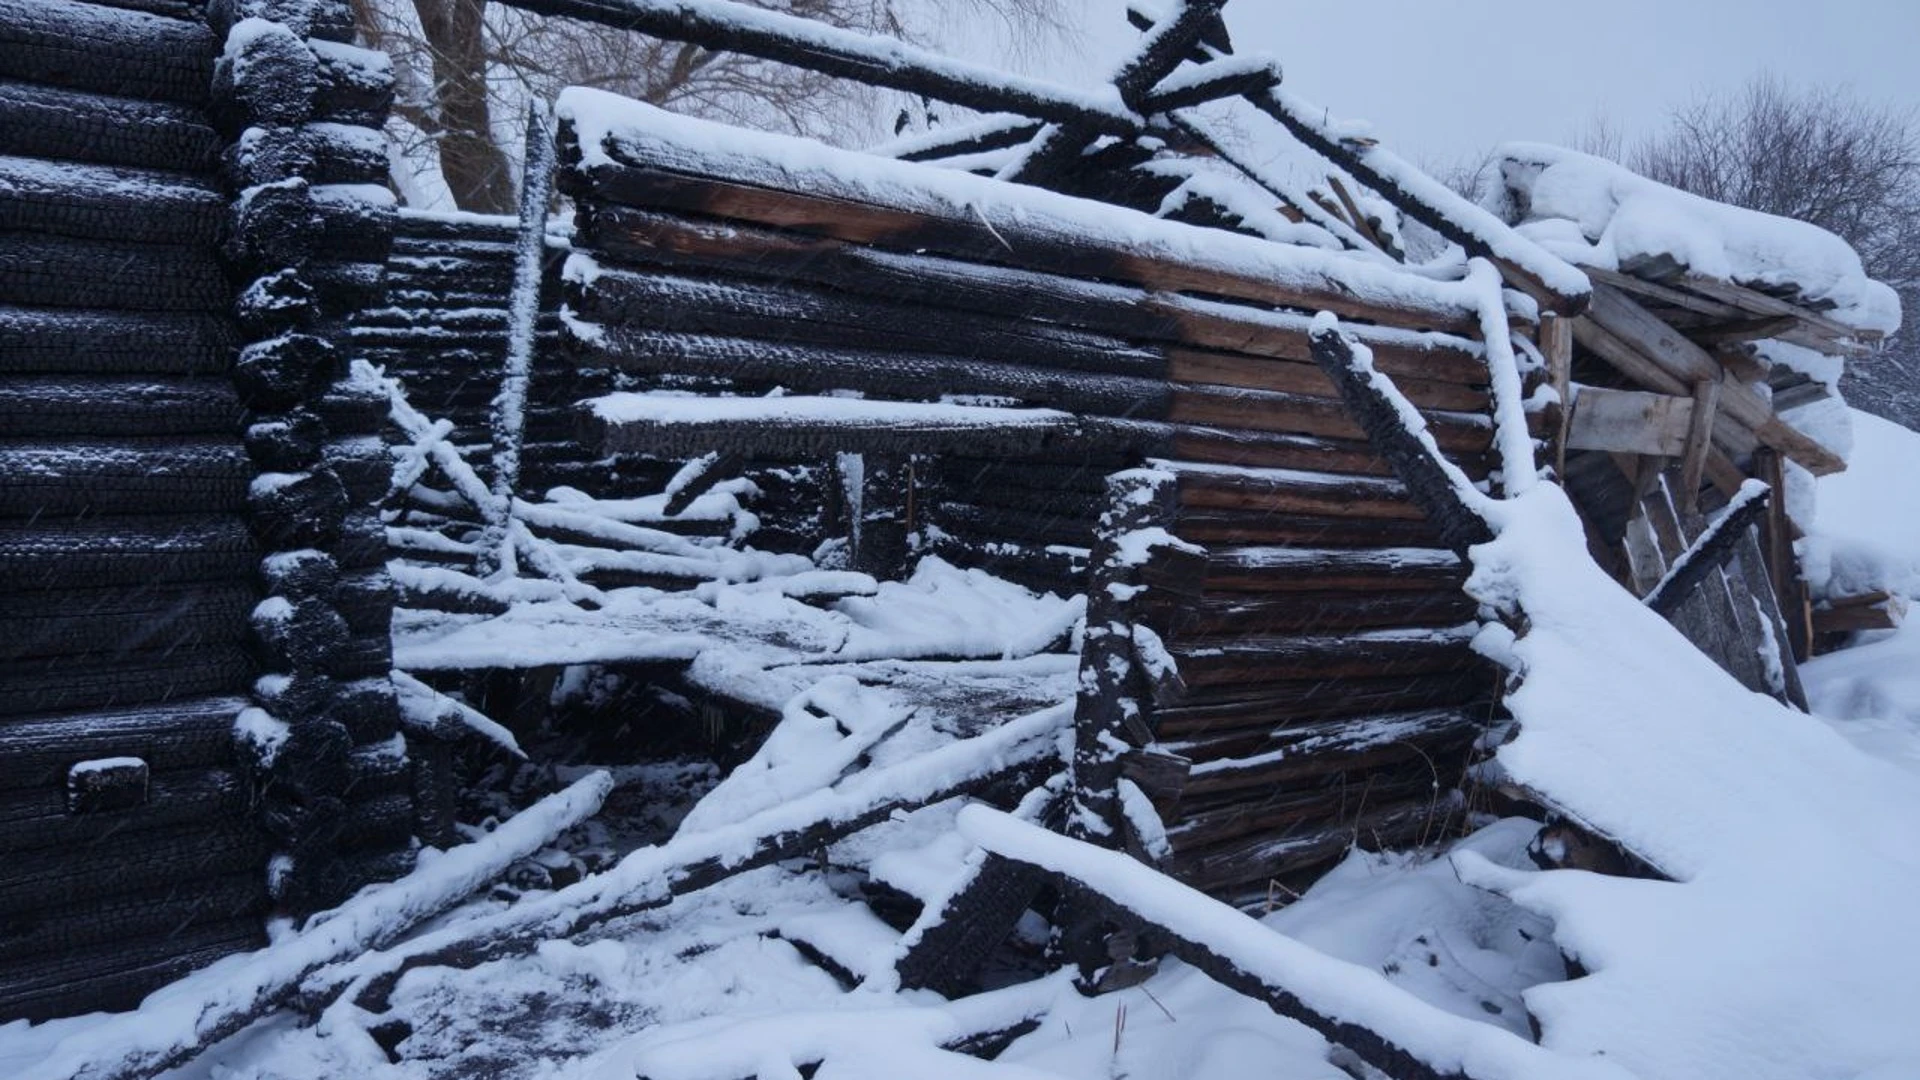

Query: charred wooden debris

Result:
[0,0,1898,1075]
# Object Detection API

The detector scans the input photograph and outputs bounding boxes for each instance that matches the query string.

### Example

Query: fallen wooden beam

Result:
[1642,480,1770,617]
[1306,319,1496,552]
[499,0,1140,132]
[958,806,1633,1080]
[326,705,1070,1016]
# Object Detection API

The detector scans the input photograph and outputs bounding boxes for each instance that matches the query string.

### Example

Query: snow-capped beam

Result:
[1245,87,1591,316]
[496,0,1139,132]
[1306,318,1496,553]
[1007,0,1230,185]
[1642,480,1771,617]
[958,805,1635,1080]
[329,705,1070,1016]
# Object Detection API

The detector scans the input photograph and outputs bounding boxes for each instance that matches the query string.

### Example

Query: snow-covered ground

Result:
[11,414,1920,1079]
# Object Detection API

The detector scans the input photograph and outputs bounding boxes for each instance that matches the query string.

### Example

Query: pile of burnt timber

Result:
[558,90,1508,906]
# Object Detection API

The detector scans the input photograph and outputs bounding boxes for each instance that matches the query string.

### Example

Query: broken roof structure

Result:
[0,0,1906,1077]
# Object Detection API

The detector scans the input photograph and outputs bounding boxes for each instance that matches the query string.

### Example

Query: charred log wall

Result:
[558,110,1500,906]
[0,0,410,1022]
[0,0,271,1021]
[209,0,413,915]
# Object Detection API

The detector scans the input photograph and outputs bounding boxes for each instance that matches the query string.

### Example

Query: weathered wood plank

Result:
[1566,386,1694,457]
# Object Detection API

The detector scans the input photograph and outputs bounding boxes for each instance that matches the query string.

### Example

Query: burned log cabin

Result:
[0,0,1895,1071]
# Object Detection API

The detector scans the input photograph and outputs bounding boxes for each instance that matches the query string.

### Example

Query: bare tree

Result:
[349,0,1070,214]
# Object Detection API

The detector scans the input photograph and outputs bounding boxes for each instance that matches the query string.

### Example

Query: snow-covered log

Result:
[1305,317,1496,551]
[19,772,614,1080]
[1642,479,1771,616]
[329,704,1069,1014]
[960,806,1632,1080]
[502,0,1135,131]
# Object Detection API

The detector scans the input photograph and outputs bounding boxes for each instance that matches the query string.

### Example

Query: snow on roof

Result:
[556,87,1489,327]
[1480,143,1901,335]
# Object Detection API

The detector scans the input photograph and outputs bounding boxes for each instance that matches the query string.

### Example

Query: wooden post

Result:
[1754,448,1813,663]
[1677,377,1721,514]
[1540,311,1573,478]
[479,99,557,578]
[853,453,911,580]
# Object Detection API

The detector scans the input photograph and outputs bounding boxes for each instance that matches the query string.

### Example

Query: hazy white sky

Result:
[1040,0,1920,171]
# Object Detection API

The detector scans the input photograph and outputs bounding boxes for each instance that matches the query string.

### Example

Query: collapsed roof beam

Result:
[1124,2,1590,314]
[1242,88,1590,314]
[496,0,1141,133]
[1006,0,1233,185]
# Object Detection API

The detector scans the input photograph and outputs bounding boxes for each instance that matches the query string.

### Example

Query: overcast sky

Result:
[1039,0,1920,172]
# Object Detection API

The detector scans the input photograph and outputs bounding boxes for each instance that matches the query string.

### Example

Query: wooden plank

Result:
[1677,378,1721,513]
[1541,311,1573,476]
[1566,386,1693,456]
[1584,284,1844,475]
[574,205,1492,384]
[1166,346,1488,412]
[566,159,1483,336]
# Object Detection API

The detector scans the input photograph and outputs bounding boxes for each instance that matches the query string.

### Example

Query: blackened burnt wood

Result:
[1153,672,1491,740]
[0,697,245,791]
[1008,0,1226,185]
[0,156,223,245]
[1172,509,1445,549]
[2,581,256,661]
[0,918,265,1024]
[1167,772,1442,855]
[0,768,248,853]
[0,439,253,518]
[1170,386,1493,455]
[0,0,217,106]
[1307,322,1496,552]
[894,852,1049,997]
[0,872,265,968]
[0,377,243,437]
[1170,628,1481,687]
[0,517,257,592]
[579,328,1171,420]
[1643,484,1772,618]
[0,233,230,312]
[515,0,1136,132]
[1148,589,1479,640]
[935,503,1102,550]
[566,162,1479,335]
[224,123,392,188]
[1194,546,1466,592]
[573,264,1167,379]
[0,306,237,375]
[1169,347,1488,413]
[0,820,270,917]
[1173,466,1427,522]
[0,80,221,172]
[1168,708,1482,797]
[345,756,1054,1016]
[575,206,1489,381]
[1069,470,1188,844]
[0,646,255,719]
[1162,798,1443,897]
